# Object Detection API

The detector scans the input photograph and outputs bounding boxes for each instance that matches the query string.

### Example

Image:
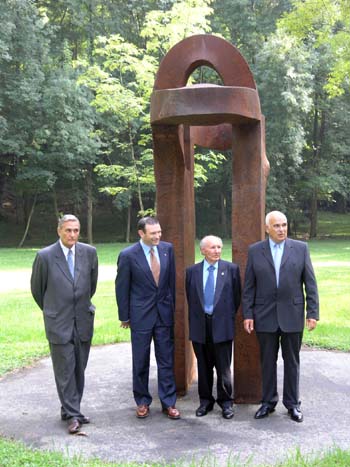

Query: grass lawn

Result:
[0,232,349,466]
[1,437,350,467]
[0,238,349,375]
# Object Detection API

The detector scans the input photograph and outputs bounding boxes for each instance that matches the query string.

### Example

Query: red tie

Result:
[150,247,160,285]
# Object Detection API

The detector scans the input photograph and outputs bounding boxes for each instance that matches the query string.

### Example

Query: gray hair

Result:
[200,235,223,249]
[58,214,80,229]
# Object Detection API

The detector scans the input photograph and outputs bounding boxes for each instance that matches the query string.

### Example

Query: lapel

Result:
[195,261,205,309]
[54,241,74,284]
[213,259,226,308]
[157,243,168,288]
[280,238,292,269]
[74,243,83,285]
[132,242,156,287]
[261,238,275,270]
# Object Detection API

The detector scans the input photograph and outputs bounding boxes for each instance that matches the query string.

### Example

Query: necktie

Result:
[150,247,160,285]
[204,265,215,314]
[67,249,74,279]
[273,243,282,286]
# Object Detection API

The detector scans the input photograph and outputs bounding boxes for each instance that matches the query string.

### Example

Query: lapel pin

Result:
[221,272,225,276]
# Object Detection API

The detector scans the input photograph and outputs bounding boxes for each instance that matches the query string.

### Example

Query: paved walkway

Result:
[1,344,350,466]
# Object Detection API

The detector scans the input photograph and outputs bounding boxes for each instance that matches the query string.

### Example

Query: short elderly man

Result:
[31,214,98,434]
[243,211,319,422]
[186,235,241,419]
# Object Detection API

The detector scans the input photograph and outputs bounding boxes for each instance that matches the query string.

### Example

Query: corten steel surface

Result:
[151,34,269,401]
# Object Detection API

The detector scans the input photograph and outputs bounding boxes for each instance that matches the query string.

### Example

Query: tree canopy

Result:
[0,0,349,244]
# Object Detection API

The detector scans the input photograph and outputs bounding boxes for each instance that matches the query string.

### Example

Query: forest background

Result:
[1,0,349,246]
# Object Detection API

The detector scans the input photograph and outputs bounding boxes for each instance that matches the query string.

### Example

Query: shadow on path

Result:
[1,344,350,466]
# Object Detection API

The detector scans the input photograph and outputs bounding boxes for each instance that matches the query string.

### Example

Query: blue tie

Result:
[273,243,282,286]
[67,249,74,278]
[204,265,215,314]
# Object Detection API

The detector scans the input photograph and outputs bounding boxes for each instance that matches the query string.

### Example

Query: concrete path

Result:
[1,344,350,466]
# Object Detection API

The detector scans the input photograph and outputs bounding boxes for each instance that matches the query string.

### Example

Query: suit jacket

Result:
[242,238,319,333]
[115,241,176,331]
[186,259,241,344]
[31,241,98,344]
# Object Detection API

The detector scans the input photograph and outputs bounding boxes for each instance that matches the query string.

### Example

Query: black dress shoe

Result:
[254,404,275,419]
[195,404,214,417]
[222,406,234,419]
[68,418,81,434]
[61,414,90,424]
[288,407,303,423]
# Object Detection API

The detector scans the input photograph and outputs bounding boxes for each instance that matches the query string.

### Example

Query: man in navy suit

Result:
[243,211,319,422]
[115,217,180,419]
[186,235,241,419]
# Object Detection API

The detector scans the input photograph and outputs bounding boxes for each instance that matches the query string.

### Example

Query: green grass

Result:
[0,237,350,467]
[1,438,350,467]
[315,211,350,237]
[0,239,349,375]
[0,437,164,467]
[0,243,130,376]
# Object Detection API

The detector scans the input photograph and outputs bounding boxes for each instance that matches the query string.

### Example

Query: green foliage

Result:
[279,0,350,97]
[141,0,213,57]
[1,0,349,243]
[254,30,313,214]
[194,151,226,187]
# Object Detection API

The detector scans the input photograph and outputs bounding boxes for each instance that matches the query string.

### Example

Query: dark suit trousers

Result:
[49,326,91,420]
[256,329,303,410]
[131,315,177,408]
[192,315,233,409]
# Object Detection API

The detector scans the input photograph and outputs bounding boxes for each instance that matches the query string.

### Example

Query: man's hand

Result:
[306,318,317,331]
[244,319,254,334]
[120,321,130,329]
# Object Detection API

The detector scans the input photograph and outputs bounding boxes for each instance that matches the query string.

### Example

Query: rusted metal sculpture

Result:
[150,34,269,402]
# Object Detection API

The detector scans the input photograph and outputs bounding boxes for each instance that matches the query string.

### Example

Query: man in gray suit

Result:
[31,214,98,434]
[243,211,319,423]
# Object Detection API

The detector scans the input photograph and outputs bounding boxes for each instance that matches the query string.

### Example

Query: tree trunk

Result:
[126,202,131,243]
[128,123,144,213]
[52,188,59,221]
[86,166,93,244]
[309,189,318,238]
[220,192,227,238]
[308,97,327,239]
[18,193,37,248]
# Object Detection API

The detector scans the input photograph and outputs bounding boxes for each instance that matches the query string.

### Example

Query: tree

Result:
[254,30,313,226]
[277,0,350,235]
[0,0,51,236]
[79,0,215,239]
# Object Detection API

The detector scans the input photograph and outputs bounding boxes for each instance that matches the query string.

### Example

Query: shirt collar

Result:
[203,259,218,270]
[140,239,155,254]
[59,239,76,256]
[269,238,285,249]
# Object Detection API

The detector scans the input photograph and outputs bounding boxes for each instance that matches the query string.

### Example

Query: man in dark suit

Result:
[31,214,98,434]
[186,235,241,419]
[243,211,319,422]
[115,216,180,420]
